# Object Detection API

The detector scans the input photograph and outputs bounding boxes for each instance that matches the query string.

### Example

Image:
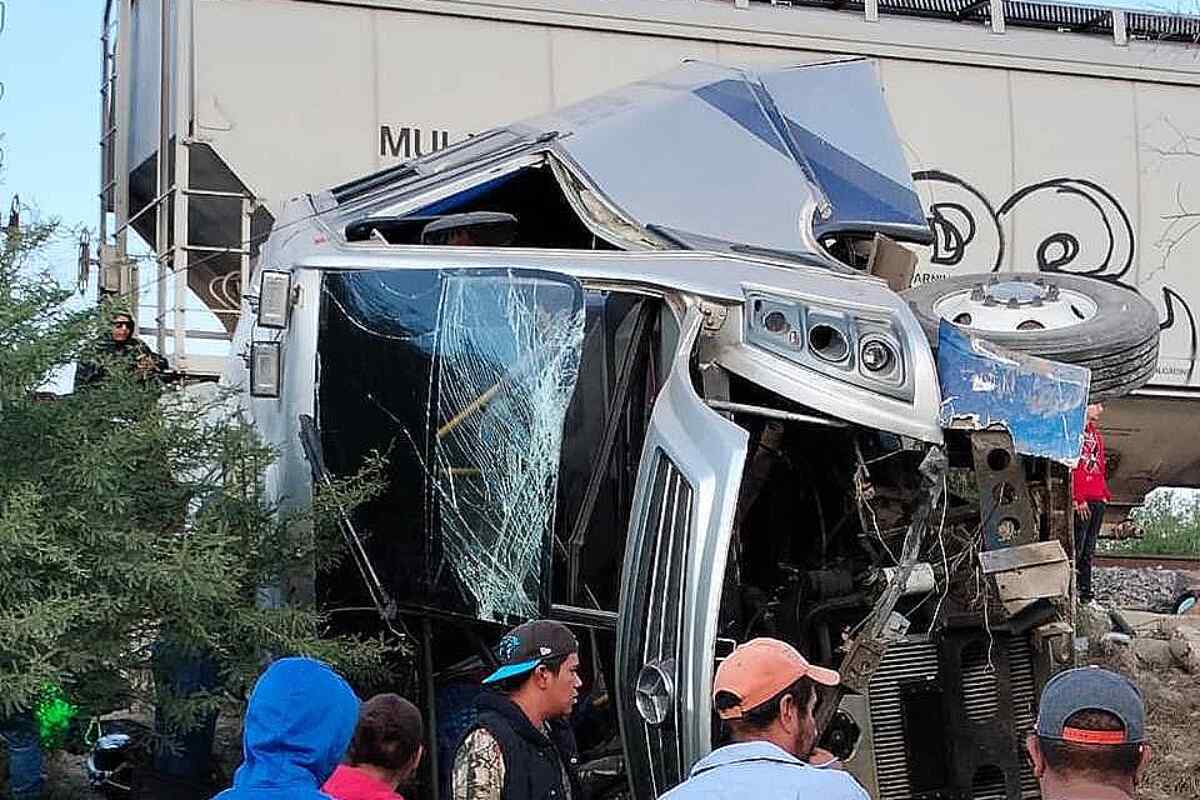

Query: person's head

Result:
[345,693,424,785]
[483,620,581,723]
[111,312,133,343]
[1086,403,1104,423]
[234,657,360,790]
[1025,667,1151,796]
[712,638,840,758]
[443,229,477,246]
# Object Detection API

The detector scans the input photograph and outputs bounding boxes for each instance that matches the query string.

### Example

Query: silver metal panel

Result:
[757,59,929,242]
[839,693,880,799]
[615,308,749,798]
[253,197,945,441]
[127,0,172,171]
[528,58,930,259]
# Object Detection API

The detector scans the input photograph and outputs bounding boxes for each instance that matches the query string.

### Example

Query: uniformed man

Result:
[452,620,582,800]
[74,309,170,391]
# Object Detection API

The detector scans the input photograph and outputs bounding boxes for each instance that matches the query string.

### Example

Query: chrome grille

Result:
[867,638,940,800]
[867,636,1041,800]
[967,636,1039,800]
[618,450,693,798]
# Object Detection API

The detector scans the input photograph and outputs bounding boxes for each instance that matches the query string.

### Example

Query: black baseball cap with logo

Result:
[483,620,579,685]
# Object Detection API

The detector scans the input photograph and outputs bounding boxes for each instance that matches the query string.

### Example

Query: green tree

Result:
[1102,490,1200,557]
[0,215,398,761]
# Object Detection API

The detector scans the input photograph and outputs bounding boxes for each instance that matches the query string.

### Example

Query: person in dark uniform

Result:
[74,309,170,391]
[451,620,582,800]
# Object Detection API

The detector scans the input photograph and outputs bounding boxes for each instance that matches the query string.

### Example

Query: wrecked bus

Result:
[227,59,1156,800]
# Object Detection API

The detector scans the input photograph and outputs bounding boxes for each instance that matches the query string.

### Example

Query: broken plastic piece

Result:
[936,322,1089,465]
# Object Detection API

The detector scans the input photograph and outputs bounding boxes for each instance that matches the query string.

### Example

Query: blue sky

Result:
[2,1,105,285]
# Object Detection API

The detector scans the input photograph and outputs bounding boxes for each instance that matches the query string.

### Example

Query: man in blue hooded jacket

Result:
[212,657,360,800]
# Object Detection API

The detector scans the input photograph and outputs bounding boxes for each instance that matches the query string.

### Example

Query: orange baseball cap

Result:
[713,638,841,720]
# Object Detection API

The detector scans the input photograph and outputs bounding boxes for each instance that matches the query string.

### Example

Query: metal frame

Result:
[759,0,1194,46]
[564,298,657,603]
[100,0,256,379]
[969,430,1038,551]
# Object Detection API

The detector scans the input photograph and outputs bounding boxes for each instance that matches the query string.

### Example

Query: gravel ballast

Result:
[1093,566,1195,612]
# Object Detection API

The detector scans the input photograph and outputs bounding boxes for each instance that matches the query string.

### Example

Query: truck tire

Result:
[903,273,1160,399]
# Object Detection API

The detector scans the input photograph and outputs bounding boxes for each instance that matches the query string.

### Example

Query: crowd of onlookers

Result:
[211,618,1152,800]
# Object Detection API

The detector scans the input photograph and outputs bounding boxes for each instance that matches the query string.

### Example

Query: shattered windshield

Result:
[318,268,585,622]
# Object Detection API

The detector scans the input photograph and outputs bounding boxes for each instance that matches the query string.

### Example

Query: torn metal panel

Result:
[969,430,1037,551]
[428,271,586,622]
[936,322,1089,465]
[530,58,932,260]
[979,541,1071,618]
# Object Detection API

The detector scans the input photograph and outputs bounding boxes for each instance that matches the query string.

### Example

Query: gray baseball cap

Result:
[1035,666,1146,745]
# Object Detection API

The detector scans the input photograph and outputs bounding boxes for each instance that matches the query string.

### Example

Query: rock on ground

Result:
[1092,566,1191,612]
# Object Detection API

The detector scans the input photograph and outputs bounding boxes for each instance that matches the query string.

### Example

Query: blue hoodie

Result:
[212,657,360,800]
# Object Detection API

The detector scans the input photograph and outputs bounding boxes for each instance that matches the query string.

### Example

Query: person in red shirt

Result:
[323,693,424,800]
[1072,403,1110,604]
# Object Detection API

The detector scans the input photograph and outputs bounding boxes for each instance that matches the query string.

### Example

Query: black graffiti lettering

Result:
[996,178,1132,280]
[379,126,451,159]
[1160,287,1197,380]
[1036,233,1080,271]
[911,169,1197,378]
[928,202,976,267]
[911,170,1005,272]
[909,272,947,287]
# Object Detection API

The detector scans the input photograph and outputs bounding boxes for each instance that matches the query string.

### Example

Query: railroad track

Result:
[1094,553,1200,572]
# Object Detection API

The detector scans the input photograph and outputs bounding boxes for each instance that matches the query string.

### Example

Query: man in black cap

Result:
[1026,667,1152,800]
[75,309,171,391]
[451,620,582,800]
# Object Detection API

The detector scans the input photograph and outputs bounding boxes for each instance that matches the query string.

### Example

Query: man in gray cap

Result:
[1026,667,1152,800]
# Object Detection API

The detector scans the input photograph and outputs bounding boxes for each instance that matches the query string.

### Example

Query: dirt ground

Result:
[1090,647,1200,800]
[39,708,244,800]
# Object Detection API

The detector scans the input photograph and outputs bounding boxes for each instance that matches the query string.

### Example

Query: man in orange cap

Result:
[661,637,869,800]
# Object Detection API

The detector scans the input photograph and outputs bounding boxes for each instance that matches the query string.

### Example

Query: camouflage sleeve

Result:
[452,728,505,800]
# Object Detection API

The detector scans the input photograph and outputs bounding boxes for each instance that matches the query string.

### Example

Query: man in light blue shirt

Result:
[660,638,869,800]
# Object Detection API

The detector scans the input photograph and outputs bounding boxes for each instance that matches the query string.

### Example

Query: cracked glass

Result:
[318,268,585,622]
